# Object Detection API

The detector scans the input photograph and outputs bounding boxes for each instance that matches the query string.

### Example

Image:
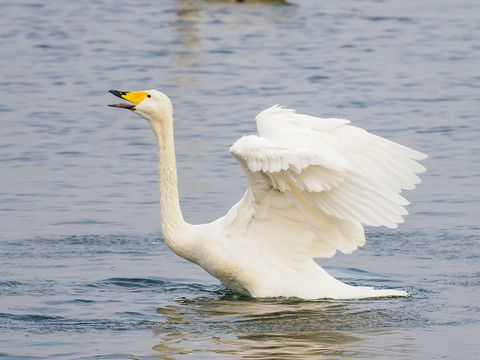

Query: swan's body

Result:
[109,89,427,299]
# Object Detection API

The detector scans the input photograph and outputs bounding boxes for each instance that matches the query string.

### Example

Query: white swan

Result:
[109,89,427,299]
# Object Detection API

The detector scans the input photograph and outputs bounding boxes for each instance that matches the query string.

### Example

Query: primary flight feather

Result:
[109,89,427,299]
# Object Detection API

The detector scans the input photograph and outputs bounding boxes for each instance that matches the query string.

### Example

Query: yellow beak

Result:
[108,90,148,110]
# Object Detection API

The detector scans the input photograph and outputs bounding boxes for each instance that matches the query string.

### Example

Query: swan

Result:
[108,89,427,299]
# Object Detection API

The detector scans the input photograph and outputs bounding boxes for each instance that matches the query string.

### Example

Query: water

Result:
[1,0,479,358]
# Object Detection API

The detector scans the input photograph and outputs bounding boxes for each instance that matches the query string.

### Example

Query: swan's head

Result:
[108,89,172,123]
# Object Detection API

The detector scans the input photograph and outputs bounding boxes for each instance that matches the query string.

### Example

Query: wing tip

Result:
[256,105,296,122]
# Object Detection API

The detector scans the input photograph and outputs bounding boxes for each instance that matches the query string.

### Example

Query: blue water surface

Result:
[1,0,479,359]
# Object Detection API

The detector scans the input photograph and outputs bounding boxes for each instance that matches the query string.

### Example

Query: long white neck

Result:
[149,117,196,262]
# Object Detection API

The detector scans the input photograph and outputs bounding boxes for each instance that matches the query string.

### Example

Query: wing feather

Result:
[226,105,426,261]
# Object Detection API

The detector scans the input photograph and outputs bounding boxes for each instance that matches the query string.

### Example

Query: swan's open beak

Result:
[108,90,148,110]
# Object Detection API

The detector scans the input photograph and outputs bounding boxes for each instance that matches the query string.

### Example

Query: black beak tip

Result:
[109,89,125,98]
[108,89,135,109]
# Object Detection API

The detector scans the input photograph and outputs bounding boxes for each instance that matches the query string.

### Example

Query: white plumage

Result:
[109,90,427,299]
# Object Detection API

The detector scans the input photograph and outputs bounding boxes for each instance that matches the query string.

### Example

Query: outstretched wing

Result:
[225,106,426,259]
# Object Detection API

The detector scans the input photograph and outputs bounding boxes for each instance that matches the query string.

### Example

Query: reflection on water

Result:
[171,0,293,88]
[172,1,204,88]
[152,295,417,359]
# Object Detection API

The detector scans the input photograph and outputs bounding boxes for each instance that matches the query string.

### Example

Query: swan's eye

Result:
[147,94,151,98]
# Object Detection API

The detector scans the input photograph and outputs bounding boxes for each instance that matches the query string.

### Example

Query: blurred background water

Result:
[0,0,479,359]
